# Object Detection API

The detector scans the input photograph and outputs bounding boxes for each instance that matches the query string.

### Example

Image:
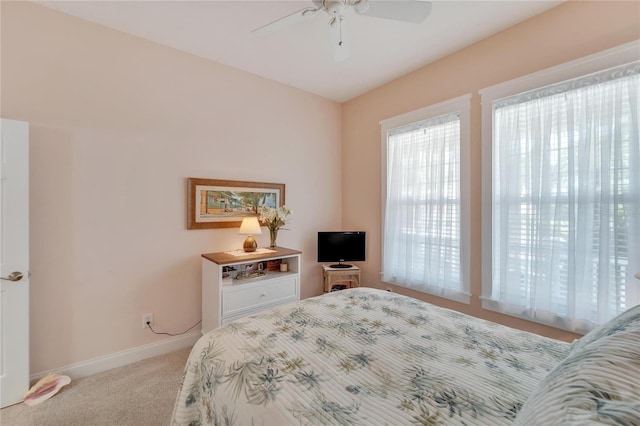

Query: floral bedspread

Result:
[171,288,569,425]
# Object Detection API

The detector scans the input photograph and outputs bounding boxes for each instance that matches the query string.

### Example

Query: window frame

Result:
[380,94,472,304]
[479,40,640,327]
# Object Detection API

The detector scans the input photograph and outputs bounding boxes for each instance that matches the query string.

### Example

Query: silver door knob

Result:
[1,271,23,281]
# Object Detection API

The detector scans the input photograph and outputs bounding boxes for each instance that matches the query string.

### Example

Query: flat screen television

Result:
[317,231,366,268]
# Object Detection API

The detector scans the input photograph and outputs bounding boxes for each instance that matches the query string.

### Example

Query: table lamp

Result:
[239,217,262,252]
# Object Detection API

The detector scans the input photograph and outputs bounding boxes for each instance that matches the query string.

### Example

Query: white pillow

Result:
[514,311,640,425]
[570,304,640,352]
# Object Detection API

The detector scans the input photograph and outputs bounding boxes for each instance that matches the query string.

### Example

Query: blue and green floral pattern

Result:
[171,288,569,425]
[514,306,640,425]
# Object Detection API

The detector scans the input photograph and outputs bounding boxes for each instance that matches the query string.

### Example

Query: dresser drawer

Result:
[222,276,298,318]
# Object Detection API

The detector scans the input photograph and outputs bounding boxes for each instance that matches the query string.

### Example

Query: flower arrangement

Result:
[258,205,292,248]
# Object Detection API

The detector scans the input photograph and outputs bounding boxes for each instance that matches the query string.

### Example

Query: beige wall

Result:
[342,1,640,342]
[1,2,342,374]
[2,0,638,376]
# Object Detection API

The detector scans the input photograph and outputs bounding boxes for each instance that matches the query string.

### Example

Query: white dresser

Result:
[201,247,301,333]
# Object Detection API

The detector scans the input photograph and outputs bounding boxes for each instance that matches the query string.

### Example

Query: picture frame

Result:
[187,178,285,229]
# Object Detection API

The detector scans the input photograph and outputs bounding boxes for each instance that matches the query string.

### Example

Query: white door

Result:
[0,118,29,408]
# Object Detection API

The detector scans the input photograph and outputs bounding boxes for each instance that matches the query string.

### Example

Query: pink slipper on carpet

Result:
[23,372,71,406]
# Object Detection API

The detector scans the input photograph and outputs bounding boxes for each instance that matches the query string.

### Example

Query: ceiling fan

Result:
[252,0,432,62]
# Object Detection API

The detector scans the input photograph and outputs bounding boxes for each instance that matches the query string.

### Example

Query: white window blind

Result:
[486,61,640,332]
[381,95,470,303]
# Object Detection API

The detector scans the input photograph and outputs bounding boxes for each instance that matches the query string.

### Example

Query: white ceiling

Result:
[34,0,564,103]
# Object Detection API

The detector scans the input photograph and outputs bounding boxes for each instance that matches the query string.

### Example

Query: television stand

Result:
[330,263,352,269]
[322,264,360,292]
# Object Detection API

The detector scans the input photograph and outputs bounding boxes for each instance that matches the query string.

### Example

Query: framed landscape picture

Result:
[187,178,285,229]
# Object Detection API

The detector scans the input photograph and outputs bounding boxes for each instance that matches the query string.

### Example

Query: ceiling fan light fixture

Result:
[254,0,432,61]
[325,0,346,16]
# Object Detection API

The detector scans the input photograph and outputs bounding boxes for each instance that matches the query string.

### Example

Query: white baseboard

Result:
[30,331,201,382]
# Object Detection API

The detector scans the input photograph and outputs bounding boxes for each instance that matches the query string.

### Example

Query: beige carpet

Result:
[0,347,192,426]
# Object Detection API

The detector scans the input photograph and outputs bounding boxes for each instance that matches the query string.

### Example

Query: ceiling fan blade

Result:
[252,7,319,37]
[354,0,432,23]
[329,16,350,62]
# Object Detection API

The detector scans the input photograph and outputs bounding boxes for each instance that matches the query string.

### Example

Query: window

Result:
[481,42,640,333]
[381,95,471,303]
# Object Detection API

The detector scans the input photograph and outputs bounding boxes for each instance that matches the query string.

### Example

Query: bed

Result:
[171,287,640,425]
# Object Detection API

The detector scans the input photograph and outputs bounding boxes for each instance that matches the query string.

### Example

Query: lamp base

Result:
[243,235,257,252]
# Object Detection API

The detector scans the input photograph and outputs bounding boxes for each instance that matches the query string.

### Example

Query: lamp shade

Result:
[239,217,262,235]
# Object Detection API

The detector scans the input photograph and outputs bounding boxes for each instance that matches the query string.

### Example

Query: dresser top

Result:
[202,246,301,265]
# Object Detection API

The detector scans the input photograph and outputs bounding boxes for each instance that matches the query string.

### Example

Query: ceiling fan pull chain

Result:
[339,16,343,46]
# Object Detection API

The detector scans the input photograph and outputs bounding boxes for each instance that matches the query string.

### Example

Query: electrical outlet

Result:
[142,313,154,329]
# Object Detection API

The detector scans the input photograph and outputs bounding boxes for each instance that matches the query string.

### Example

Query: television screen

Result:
[317,231,366,267]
